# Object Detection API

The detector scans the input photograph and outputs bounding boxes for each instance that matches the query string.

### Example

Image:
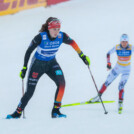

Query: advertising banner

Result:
[47,0,69,6]
[0,0,47,16]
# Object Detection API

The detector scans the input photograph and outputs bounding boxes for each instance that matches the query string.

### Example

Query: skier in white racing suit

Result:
[90,34,134,114]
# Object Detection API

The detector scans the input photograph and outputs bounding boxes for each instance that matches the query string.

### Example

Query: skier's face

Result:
[121,41,128,48]
[49,28,60,38]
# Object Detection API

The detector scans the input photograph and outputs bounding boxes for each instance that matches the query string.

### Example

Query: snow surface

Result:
[0,0,134,134]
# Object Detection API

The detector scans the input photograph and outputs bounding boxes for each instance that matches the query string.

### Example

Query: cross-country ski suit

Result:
[18,31,82,110]
[99,44,134,100]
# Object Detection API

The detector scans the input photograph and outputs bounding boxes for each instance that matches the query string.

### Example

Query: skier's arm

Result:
[23,34,42,67]
[132,45,134,52]
[62,32,81,54]
[62,32,90,65]
[106,46,116,69]
[20,34,41,79]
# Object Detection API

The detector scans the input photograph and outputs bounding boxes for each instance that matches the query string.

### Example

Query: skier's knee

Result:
[105,81,110,87]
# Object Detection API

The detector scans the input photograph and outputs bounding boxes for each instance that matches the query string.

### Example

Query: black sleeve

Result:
[62,32,74,44]
[23,34,42,67]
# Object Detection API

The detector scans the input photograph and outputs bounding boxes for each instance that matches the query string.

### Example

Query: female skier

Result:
[6,17,90,119]
[90,34,134,114]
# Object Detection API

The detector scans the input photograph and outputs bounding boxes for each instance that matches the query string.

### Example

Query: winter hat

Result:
[120,34,129,42]
[48,19,61,29]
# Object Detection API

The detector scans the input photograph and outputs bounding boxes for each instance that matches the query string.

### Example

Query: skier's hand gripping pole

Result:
[87,65,108,114]
[20,66,27,79]
[79,53,90,65]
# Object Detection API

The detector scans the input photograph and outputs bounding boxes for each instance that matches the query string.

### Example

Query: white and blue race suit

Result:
[100,44,134,100]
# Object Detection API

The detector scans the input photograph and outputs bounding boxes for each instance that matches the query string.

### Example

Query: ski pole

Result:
[87,65,108,114]
[22,79,26,118]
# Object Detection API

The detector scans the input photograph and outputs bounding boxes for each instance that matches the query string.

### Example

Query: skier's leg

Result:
[118,70,130,114]
[7,59,45,119]
[99,67,120,94]
[118,73,130,100]
[46,60,66,118]
[90,65,120,102]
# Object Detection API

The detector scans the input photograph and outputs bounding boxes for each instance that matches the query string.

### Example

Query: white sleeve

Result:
[107,46,116,55]
[132,46,134,52]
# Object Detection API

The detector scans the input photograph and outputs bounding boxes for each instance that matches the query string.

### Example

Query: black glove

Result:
[107,62,111,70]
[20,67,27,79]
[79,53,90,65]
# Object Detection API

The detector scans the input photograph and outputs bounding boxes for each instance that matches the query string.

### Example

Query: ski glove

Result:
[107,62,111,69]
[20,66,27,79]
[79,53,90,65]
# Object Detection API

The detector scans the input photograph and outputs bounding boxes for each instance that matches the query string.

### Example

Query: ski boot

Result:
[89,93,102,103]
[6,107,22,119]
[118,100,123,114]
[51,102,66,118]
[51,108,66,118]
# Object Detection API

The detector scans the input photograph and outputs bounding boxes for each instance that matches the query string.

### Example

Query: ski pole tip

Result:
[104,111,108,114]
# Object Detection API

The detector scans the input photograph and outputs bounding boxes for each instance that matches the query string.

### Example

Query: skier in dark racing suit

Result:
[6,17,90,119]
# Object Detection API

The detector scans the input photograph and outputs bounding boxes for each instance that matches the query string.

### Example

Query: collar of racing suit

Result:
[120,44,129,49]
